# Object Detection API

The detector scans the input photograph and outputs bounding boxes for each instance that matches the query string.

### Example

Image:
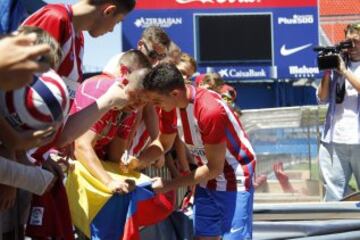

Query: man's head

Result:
[17,26,62,69]
[345,22,360,61]
[143,63,186,111]
[84,0,136,37]
[137,26,171,65]
[176,52,196,84]
[103,49,151,77]
[122,67,151,111]
[220,84,237,107]
[199,72,224,93]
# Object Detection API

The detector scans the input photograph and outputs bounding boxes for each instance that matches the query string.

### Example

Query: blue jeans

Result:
[319,142,360,201]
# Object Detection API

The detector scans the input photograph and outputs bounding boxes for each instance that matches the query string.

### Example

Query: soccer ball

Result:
[0,70,69,130]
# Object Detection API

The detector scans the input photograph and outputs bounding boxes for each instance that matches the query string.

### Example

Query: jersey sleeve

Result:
[69,88,96,115]
[22,5,68,44]
[198,101,227,144]
[159,109,177,134]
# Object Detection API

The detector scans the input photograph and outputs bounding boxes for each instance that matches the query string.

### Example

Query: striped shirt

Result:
[70,74,136,159]
[159,86,256,192]
[126,107,161,157]
[23,4,84,100]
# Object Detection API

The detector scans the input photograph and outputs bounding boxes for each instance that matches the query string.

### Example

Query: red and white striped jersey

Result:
[22,4,84,100]
[70,73,136,159]
[127,121,150,157]
[159,86,256,192]
[126,106,160,157]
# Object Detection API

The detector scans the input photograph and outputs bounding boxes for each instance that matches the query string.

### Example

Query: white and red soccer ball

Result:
[0,70,69,130]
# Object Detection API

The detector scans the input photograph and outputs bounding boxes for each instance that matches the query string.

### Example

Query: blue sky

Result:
[44,0,123,72]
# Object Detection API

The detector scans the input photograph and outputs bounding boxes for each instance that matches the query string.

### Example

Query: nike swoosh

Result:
[230,227,242,233]
[280,43,312,56]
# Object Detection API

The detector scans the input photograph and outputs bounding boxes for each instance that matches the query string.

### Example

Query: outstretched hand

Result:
[0,33,51,91]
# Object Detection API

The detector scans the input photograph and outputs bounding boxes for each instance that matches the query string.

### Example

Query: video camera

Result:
[313,40,353,70]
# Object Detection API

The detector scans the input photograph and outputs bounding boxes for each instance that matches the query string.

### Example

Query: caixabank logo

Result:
[134,17,183,28]
[219,68,267,79]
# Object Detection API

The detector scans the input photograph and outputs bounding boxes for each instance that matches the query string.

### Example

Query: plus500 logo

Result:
[278,15,314,25]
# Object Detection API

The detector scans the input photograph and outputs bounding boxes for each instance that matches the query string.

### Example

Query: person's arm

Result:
[56,82,128,147]
[107,136,129,163]
[337,56,360,92]
[74,130,134,194]
[143,104,159,141]
[317,70,332,103]
[0,156,54,195]
[125,108,177,170]
[128,132,177,170]
[174,136,191,173]
[342,70,360,92]
[152,142,226,193]
[74,130,112,185]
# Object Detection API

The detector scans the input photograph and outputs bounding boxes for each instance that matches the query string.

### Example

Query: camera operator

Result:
[317,22,360,201]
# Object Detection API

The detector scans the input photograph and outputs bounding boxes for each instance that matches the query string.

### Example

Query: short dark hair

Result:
[90,0,136,14]
[144,63,185,94]
[121,49,152,71]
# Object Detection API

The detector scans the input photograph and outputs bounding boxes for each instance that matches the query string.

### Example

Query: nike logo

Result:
[230,227,243,233]
[280,43,312,56]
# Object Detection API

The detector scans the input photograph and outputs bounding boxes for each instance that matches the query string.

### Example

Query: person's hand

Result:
[121,156,147,173]
[151,177,167,194]
[0,184,17,211]
[42,158,64,182]
[57,143,75,160]
[7,126,57,151]
[106,82,145,111]
[53,144,76,173]
[103,81,127,109]
[0,33,51,91]
[106,179,136,194]
[336,54,348,75]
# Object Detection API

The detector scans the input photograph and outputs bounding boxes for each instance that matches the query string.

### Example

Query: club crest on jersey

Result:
[29,207,44,226]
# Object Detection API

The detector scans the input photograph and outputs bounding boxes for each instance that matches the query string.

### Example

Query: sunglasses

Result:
[143,42,166,61]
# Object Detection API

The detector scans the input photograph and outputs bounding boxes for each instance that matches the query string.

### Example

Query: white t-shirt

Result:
[333,61,360,144]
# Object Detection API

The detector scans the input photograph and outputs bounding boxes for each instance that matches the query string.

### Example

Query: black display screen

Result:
[196,14,273,64]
